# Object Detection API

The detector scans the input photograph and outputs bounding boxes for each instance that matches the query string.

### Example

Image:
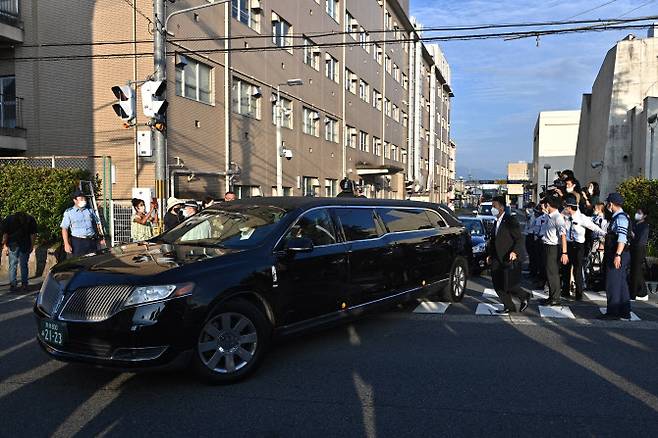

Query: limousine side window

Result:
[378,208,434,233]
[426,210,448,228]
[333,208,380,241]
[284,208,337,246]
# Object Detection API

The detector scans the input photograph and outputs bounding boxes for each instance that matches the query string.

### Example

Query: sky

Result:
[409,0,657,179]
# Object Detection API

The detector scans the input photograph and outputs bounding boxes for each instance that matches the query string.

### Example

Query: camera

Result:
[280,148,293,161]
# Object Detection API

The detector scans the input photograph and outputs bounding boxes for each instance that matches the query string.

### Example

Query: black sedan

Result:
[458,216,489,275]
[35,198,471,383]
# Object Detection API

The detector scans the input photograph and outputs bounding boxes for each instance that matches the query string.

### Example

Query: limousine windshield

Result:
[160,205,290,248]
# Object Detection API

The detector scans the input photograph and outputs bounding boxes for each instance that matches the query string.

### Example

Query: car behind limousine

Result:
[34,197,471,383]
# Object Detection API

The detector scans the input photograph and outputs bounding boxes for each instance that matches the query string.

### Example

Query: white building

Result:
[532,110,581,200]
[574,31,658,195]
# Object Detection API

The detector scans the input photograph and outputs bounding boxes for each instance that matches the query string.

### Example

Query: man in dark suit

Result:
[486,196,530,314]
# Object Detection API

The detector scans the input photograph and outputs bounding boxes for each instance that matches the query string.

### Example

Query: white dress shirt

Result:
[565,210,604,243]
[542,210,567,246]
[495,212,505,236]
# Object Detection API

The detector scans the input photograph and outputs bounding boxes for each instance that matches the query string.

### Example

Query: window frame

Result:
[176,58,214,105]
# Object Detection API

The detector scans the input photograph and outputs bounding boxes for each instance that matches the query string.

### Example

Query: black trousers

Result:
[561,242,585,298]
[491,262,529,311]
[629,245,648,298]
[544,244,562,301]
[525,234,536,275]
[535,238,547,283]
[605,251,631,318]
[71,236,99,257]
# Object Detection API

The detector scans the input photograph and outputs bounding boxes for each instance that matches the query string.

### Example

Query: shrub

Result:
[0,164,92,244]
[617,177,658,256]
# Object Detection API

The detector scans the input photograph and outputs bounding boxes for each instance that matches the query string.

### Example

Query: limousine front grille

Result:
[59,285,134,322]
[37,275,63,316]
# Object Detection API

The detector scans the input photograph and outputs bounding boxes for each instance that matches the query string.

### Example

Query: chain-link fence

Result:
[111,200,133,246]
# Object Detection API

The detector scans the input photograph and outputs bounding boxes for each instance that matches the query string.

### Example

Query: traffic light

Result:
[111,85,136,126]
[140,80,168,119]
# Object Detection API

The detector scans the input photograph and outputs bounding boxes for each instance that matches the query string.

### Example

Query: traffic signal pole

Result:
[154,0,167,223]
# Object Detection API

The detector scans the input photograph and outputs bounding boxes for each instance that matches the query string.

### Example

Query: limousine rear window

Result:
[333,208,380,241]
[284,208,337,246]
[378,208,435,233]
[426,210,448,228]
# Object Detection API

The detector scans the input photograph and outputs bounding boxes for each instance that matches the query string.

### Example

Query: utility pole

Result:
[276,85,283,196]
[154,0,167,220]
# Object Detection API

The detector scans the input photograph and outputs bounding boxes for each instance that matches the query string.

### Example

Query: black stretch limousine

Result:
[35,197,471,383]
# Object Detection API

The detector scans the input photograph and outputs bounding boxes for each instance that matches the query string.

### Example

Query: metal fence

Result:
[111,200,133,246]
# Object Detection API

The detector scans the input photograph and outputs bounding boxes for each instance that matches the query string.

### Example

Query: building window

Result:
[325,116,339,143]
[0,76,17,129]
[325,178,337,197]
[176,58,213,104]
[384,9,391,29]
[373,136,381,156]
[272,96,293,129]
[391,144,398,161]
[232,77,261,119]
[232,0,261,32]
[272,186,293,196]
[359,27,370,53]
[345,11,356,37]
[385,55,392,74]
[359,131,369,152]
[346,125,357,148]
[359,79,369,103]
[346,69,358,94]
[272,12,292,50]
[372,89,382,111]
[392,104,400,122]
[374,44,382,64]
[402,73,408,90]
[303,37,320,70]
[392,63,400,82]
[401,148,407,164]
[402,111,408,127]
[303,176,320,197]
[325,54,339,83]
[384,98,391,117]
[234,185,262,199]
[384,141,390,159]
[326,0,339,22]
[303,107,320,137]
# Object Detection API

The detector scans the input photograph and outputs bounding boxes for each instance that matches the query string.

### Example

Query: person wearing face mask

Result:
[531,202,549,286]
[540,195,569,306]
[60,190,105,257]
[182,200,199,218]
[164,197,184,232]
[561,195,604,301]
[130,198,156,242]
[583,181,600,215]
[599,193,632,320]
[629,207,650,300]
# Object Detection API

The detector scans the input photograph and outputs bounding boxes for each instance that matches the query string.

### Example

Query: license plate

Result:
[39,319,67,347]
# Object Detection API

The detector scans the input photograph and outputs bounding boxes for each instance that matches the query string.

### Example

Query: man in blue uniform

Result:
[61,190,105,257]
[599,192,632,320]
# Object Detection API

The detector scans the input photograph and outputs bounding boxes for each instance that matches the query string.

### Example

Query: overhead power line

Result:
[565,0,621,20]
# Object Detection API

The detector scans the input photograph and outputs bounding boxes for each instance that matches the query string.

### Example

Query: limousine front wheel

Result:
[446,258,468,302]
[194,299,271,384]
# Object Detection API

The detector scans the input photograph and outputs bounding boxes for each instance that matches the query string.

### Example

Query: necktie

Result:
[569,217,574,241]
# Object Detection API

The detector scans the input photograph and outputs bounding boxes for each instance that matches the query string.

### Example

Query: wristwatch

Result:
[615,253,622,257]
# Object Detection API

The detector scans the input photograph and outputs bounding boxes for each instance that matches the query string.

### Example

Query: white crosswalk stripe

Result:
[413,301,450,314]
[475,303,505,315]
[599,307,641,321]
[584,291,607,302]
[532,290,548,300]
[482,288,498,298]
[538,305,576,319]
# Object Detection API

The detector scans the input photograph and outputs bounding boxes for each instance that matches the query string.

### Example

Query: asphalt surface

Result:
[1,278,658,437]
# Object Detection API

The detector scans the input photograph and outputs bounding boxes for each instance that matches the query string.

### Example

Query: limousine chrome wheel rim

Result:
[453,265,466,297]
[198,312,258,374]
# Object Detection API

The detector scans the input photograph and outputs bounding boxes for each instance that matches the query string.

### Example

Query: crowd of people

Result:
[488,169,651,321]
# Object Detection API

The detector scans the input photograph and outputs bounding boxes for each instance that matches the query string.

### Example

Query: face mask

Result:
[490,207,500,217]
[566,186,574,194]
[77,200,87,208]
[607,205,613,213]
[182,210,191,218]
[588,187,594,195]
[635,213,644,221]
[138,206,146,213]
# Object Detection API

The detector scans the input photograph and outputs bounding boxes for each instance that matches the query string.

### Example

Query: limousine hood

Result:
[51,242,245,287]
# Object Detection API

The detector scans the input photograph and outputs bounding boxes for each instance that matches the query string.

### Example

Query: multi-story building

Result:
[0,0,453,203]
[532,110,580,201]
[574,30,658,195]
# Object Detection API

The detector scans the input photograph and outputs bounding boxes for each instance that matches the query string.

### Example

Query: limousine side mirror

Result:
[284,237,314,253]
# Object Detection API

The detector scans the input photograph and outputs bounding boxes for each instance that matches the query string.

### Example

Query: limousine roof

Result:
[218,197,461,226]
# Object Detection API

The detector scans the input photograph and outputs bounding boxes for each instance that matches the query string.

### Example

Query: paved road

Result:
[1,279,658,437]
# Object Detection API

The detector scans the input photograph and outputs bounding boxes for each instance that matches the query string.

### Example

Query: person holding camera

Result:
[131,198,157,242]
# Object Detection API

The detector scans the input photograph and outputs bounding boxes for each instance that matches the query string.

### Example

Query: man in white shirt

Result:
[561,195,604,301]
[541,196,569,305]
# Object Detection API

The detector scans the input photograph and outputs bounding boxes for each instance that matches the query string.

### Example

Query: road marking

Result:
[482,288,498,298]
[632,295,649,302]
[0,338,35,360]
[584,291,607,302]
[538,305,576,319]
[0,292,37,305]
[532,290,548,300]
[599,307,641,321]
[414,301,450,314]
[475,303,505,315]
[0,307,33,322]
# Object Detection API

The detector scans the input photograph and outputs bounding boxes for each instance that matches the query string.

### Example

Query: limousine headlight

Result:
[124,283,195,307]
[473,242,487,254]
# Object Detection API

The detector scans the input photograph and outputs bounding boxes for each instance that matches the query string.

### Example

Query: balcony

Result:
[0,0,23,43]
[0,96,27,152]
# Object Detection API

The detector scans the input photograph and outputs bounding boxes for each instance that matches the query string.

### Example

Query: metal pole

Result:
[276,85,283,196]
[650,126,655,180]
[154,0,166,222]
[224,1,231,192]
[544,167,549,196]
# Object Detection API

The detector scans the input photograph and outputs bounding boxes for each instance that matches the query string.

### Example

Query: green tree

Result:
[617,177,658,256]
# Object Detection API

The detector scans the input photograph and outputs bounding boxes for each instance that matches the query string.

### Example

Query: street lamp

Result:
[276,79,304,196]
[648,114,657,180]
[543,163,551,198]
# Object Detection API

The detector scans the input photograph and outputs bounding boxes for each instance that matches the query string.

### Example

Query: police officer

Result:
[61,190,104,257]
[337,178,357,198]
[599,192,632,320]
[561,195,604,300]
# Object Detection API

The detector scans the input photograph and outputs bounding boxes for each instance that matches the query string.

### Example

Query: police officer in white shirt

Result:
[561,195,604,300]
[541,196,569,305]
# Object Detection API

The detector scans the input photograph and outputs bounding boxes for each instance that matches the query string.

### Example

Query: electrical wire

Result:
[565,0,620,20]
